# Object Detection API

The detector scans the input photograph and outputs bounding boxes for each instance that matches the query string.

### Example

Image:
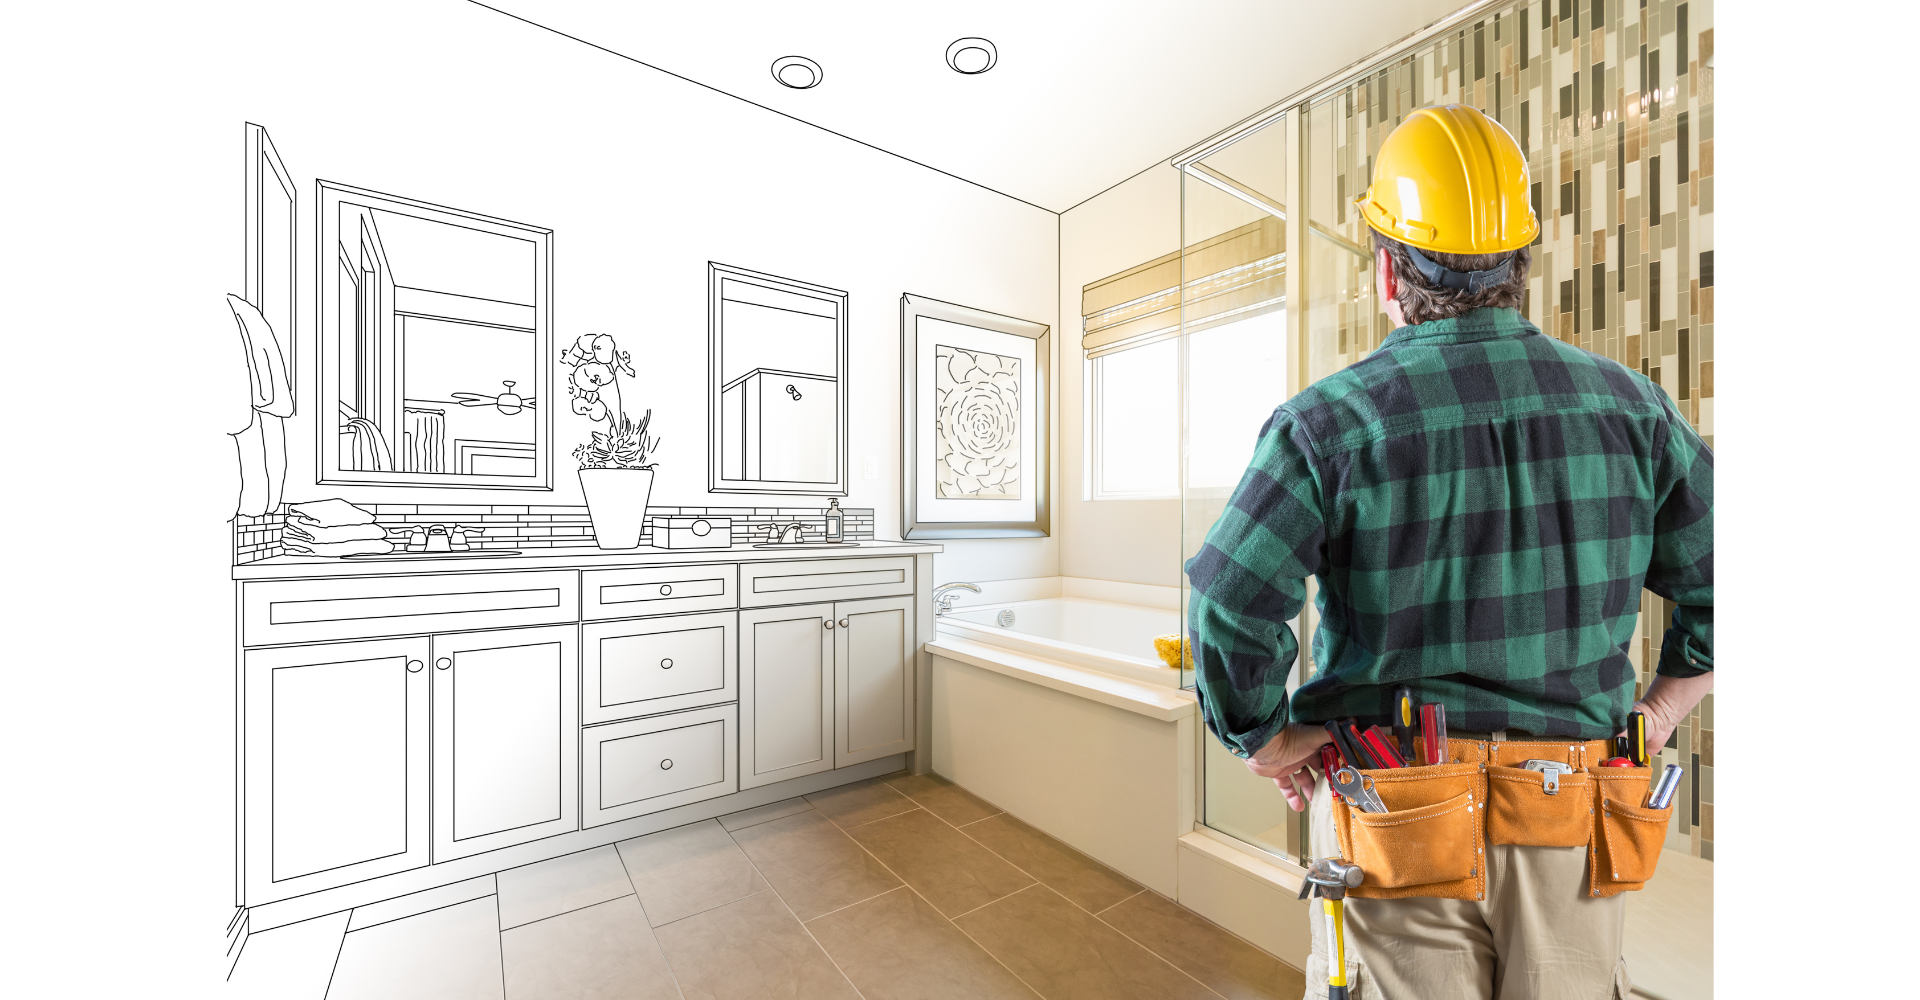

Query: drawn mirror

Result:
[317,182,553,488]
[901,294,1050,538]
[707,263,849,495]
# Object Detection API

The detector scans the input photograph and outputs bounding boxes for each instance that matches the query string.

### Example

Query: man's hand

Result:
[1618,671,1715,756]
[1245,724,1333,812]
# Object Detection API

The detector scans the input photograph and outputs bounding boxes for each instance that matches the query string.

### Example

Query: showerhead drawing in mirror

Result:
[317,182,554,489]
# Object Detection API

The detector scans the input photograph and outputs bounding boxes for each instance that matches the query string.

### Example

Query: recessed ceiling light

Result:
[946,37,997,75]
[771,56,822,89]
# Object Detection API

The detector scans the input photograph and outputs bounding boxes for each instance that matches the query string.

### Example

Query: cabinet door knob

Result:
[839,618,849,628]
[660,759,674,770]
[824,620,835,630]
[660,658,673,669]
[659,584,673,596]
[406,659,424,673]
[436,657,452,670]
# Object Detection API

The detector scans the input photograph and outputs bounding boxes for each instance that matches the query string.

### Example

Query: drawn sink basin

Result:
[748,542,863,549]
[339,550,523,560]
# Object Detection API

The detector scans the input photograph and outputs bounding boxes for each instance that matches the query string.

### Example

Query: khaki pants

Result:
[1303,775,1634,1000]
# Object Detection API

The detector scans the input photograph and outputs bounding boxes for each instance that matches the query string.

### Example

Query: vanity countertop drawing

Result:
[234,537,941,580]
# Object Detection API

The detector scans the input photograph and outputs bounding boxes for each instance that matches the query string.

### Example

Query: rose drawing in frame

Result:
[933,345,1020,499]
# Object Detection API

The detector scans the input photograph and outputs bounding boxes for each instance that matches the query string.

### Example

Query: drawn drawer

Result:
[581,704,736,828]
[739,557,916,607]
[243,571,578,646]
[582,565,737,620]
[583,611,737,724]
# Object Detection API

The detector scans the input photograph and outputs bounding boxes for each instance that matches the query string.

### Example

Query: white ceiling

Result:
[480,0,1466,213]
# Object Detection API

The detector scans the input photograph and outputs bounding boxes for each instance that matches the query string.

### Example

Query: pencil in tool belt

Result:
[1420,702,1449,764]
[1391,686,1416,764]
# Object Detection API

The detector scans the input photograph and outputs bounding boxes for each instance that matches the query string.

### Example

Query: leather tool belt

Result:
[1326,736,1673,901]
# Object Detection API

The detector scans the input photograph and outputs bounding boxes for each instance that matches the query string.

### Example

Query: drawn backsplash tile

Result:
[234,504,875,564]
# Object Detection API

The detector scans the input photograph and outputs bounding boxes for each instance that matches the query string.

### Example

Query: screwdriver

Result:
[1624,710,1650,767]
[1420,702,1449,765]
[1391,686,1416,764]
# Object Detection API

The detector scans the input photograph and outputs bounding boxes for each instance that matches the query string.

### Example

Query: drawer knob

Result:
[824,620,835,630]
[436,657,452,670]
[660,658,673,669]
[406,659,423,673]
[660,759,674,770]
[839,618,849,628]
[659,584,673,596]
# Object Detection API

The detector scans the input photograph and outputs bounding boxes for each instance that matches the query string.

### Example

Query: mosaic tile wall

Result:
[234,504,876,564]
[1303,0,1714,859]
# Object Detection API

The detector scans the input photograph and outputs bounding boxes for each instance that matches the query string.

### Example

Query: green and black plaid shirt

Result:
[1186,307,1713,755]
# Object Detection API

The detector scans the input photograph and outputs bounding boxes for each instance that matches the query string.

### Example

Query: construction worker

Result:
[1185,104,1713,1000]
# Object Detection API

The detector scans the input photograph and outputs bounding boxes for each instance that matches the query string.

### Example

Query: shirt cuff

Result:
[1656,628,1713,678]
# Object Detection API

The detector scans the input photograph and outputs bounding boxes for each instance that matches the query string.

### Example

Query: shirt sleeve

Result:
[1184,407,1329,757]
[1645,392,1714,677]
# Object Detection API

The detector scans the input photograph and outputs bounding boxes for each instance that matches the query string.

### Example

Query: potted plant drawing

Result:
[563,333,661,549]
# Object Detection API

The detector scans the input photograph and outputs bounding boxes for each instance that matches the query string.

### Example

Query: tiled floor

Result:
[230,771,1307,1000]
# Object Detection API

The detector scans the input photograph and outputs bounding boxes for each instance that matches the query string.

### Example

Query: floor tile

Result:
[885,772,1004,826]
[808,886,1040,1000]
[730,808,903,920]
[1098,889,1305,1000]
[845,808,1033,917]
[228,910,349,1000]
[718,796,814,832]
[955,886,1215,1000]
[349,876,496,932]
[960,814,1142,914]
[500,896,680,1000]
[497,845,635,930]
[326,896,504,1000]
[653,891,859,1000]
[618,819,770,927]
[804,777,917,829]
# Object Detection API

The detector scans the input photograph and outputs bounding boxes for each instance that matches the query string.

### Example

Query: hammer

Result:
[1298,857,1365,1000]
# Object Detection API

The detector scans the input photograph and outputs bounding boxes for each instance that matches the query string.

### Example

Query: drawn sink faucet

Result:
[749,521,860,549]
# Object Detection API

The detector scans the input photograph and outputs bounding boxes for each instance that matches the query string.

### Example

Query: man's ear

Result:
[1376,246,1398,301]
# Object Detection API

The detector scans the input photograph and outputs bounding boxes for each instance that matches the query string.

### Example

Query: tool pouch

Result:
[1330,760,1484,900]
[1588,766,1674,897]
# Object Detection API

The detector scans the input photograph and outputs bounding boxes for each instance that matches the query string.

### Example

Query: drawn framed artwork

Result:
[900,294,1050,538]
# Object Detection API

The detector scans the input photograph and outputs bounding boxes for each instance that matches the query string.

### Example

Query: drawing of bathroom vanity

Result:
[233,542,939,929]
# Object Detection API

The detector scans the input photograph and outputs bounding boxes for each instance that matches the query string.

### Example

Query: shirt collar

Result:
[1374,307,1539,352]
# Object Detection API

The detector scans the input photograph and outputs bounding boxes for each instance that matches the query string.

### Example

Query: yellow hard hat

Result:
[1357,105,1538,255]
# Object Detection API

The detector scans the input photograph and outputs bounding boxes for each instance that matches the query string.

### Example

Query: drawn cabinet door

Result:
[243,637,430,904]
[833,596,914,767]
[430,625,578,861]
[739,604,835,789]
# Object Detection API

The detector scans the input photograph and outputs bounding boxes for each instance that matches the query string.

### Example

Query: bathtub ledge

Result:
[924,636,1196,722]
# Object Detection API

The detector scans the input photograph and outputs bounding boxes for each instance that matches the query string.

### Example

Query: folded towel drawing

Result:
[284,537,395,558]
[286,521,390,544]
[287,498,377,528]
[1152,634,1191,671]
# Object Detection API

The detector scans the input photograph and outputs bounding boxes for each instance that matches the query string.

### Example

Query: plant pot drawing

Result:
[578,468,654,549]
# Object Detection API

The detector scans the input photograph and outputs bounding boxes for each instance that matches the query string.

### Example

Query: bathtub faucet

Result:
[931,582,981,616]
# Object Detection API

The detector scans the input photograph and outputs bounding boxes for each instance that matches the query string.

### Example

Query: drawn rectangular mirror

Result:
[707,263,849,495]
[317,182,552,488]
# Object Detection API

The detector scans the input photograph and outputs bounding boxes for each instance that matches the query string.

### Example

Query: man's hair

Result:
[1372,229,1532,325]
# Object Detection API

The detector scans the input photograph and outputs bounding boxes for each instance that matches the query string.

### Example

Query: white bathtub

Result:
[936,597,1182,687]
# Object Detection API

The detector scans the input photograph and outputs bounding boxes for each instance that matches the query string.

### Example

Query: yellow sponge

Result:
[1152,634,1191,671]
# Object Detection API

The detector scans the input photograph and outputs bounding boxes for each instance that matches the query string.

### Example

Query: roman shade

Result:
[1081,215,1285,359]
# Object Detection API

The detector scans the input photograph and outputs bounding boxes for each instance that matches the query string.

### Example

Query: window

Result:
[1087,340,1178,498]
[1185,310,1288,493]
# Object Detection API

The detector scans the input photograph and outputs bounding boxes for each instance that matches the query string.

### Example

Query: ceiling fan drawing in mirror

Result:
[451,380,536,416]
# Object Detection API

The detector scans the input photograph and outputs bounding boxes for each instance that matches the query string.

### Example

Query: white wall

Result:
[1058,164,1185,587]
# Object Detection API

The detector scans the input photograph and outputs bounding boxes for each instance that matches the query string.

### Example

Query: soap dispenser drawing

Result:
[823,498,844,542]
